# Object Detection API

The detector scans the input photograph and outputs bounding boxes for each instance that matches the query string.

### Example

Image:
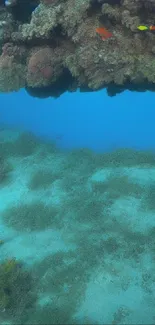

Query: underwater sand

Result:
[0,127,155,324]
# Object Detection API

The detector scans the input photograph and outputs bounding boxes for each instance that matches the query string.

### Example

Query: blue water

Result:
[1,89,155,325]
[1,88,155,152]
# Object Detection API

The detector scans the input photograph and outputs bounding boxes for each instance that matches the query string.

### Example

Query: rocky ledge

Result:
[0,0,155,97]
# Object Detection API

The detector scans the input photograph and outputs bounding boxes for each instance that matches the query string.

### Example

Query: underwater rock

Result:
[0,0,155,96]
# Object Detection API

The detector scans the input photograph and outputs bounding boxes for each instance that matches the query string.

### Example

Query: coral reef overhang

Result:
[1,0,155,97]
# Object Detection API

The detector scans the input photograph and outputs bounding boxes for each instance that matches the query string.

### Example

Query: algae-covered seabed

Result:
[0,127,155,324]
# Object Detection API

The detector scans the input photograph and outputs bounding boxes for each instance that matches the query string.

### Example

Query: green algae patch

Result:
[30,251,90,325]
[0,132,40,159]
[91,173,144,199]
[2,201,59,232]
[28,169,59,190]
[142,184,155,211]
[0,156,13,186]
[11,132,40,157]
[94,149,155,168]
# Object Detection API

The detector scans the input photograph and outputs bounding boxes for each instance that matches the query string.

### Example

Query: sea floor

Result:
[0,127,155,324]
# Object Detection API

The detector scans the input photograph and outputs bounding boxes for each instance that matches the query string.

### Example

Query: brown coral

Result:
[0,54,26,91]
[27,47,63,87]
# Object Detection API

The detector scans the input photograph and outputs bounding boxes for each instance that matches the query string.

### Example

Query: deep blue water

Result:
[0,88,155,152]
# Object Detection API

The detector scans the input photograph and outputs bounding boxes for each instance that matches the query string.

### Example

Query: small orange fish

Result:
[96,27,113,40]
[150,25,155,30]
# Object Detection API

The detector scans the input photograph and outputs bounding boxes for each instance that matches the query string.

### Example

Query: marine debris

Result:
[0,0,155,97]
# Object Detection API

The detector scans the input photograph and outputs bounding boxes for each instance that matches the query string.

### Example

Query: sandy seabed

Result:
[0,127,155,324]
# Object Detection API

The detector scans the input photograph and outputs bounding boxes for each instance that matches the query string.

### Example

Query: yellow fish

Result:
[137,25,149,31]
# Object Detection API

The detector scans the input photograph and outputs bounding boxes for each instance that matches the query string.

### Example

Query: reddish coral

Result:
[27,47,54,86]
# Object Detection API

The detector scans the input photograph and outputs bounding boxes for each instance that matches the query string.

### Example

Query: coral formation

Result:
[0,0,155,96]
[0,258,35,321]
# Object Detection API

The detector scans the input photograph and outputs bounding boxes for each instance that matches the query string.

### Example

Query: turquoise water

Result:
[0,89,155,324]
